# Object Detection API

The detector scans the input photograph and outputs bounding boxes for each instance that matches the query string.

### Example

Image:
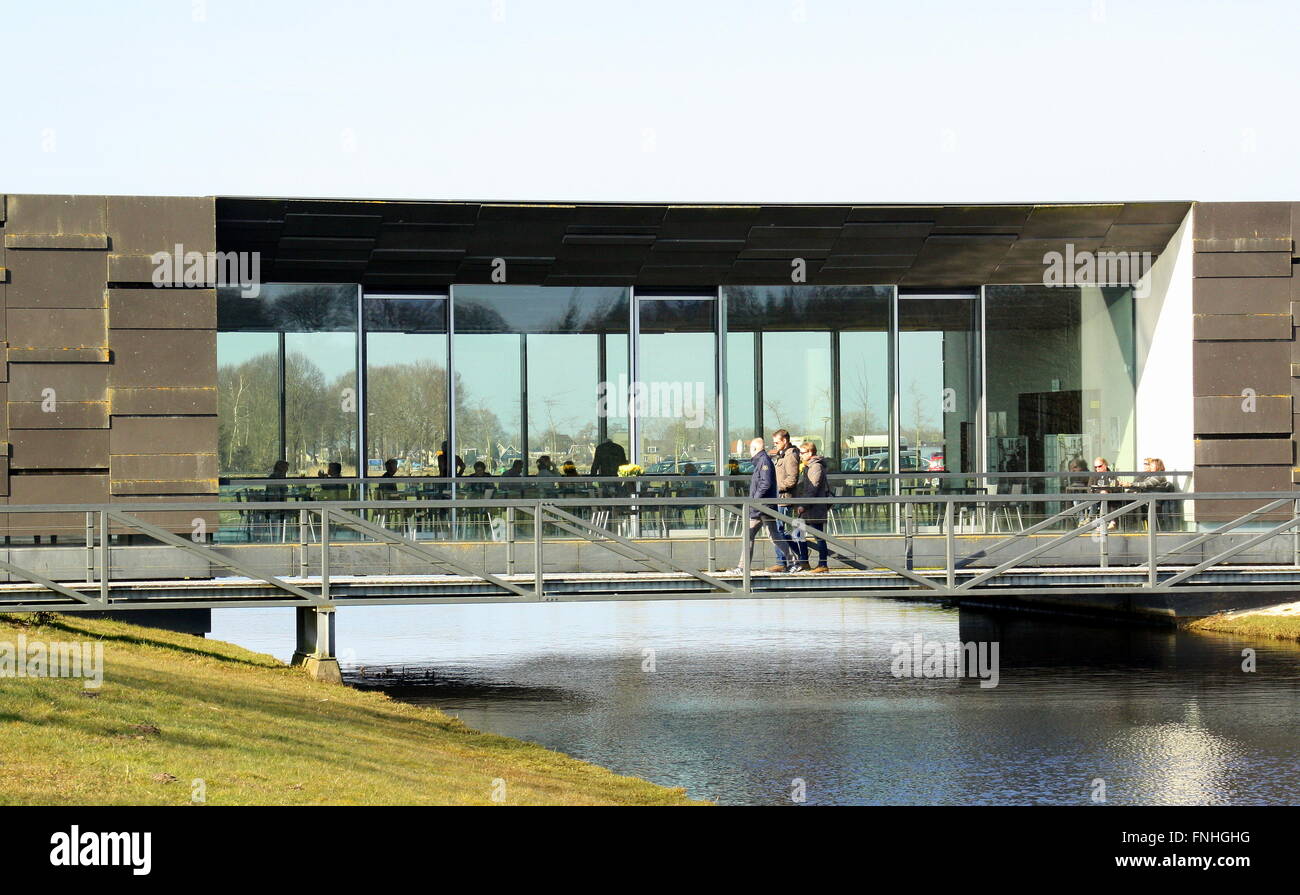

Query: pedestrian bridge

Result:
[1,487,1297,679]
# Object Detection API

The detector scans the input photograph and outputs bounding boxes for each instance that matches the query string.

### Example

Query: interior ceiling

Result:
[216,199,1192,290]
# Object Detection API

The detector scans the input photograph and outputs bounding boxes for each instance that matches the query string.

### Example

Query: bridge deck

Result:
[6,565,1299,619]
[4,492,1300,622]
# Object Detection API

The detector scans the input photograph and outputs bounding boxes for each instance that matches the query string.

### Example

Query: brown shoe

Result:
[810,565,830,573]
[766,564,787,573]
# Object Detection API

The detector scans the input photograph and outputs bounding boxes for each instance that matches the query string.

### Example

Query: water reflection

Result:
[211,599,1300,805]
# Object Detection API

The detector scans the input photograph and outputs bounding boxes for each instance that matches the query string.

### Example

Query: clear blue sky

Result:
[3,0,1297,202]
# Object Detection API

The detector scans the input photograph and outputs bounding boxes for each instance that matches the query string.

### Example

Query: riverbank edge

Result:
[0,613,705,806]
[1187,601,1300,642]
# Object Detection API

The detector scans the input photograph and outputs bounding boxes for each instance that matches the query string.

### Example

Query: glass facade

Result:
[451,285,629,475]
[218,283,359,478]
[985,284,1136,483]
[724,285,891,470]
[637,296,716,472]
[363,295,449,476]
[897,294,979,475]
[217,282,1140,483]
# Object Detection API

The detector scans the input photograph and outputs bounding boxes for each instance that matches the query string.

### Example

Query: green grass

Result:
[0,613,704,805]
[1189,608,1300,643]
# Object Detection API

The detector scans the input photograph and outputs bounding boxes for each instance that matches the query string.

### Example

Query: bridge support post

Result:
[506,506,516,574]
[1293,499,1299,567]
[706,504,716,571]
[291,606,341,683]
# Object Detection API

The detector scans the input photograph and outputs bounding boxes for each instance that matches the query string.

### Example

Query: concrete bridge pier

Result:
[292,607,341,683]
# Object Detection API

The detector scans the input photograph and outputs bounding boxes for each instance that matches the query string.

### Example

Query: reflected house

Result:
[497,447,522,469]
[9,193,1300,533]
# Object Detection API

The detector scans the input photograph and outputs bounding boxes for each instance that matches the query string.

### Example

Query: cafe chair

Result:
[990,483,1026,533]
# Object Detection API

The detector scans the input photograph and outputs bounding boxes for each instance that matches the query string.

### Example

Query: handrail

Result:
[221,470,1192,485]
[2,487,1300,613]
[0,490,1287,514]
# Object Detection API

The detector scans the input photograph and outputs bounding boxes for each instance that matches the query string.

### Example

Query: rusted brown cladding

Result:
[0,194,217,535]
[1193,202,1300,519]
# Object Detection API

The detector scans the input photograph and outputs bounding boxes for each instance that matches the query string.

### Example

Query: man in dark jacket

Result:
[590,439,628,477]
[590,439,630,505]
[731,436,800,573]
[794,441,832,572]
[436,440,465,477]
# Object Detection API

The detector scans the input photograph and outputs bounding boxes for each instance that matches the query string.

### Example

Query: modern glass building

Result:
[8,193,1299,533]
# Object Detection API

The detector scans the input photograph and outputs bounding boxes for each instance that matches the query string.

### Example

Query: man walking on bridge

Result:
[731,436,800,573]
[772,428,803,561]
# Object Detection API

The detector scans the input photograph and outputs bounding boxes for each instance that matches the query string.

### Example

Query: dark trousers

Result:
[795,516,829,566]
[740,516,796,569]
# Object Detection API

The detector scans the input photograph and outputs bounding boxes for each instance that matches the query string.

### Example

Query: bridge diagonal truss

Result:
[0,487,1294,613]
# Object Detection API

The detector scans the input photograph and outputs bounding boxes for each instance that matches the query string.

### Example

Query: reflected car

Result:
[643,459,684,474]
[847,452,924,472]
[641,458,755,475]
[699,460,754,475]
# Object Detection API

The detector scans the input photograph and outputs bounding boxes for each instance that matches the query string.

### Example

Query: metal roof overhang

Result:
[215,198,1192,290]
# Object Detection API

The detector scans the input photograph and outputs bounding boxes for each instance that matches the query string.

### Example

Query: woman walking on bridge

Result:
[794,442,832,573]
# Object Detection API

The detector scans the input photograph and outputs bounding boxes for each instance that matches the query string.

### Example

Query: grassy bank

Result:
[0,613,702,805]
[1189,603,1300,642]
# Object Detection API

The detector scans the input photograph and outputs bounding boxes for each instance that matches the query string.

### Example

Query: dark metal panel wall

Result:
[0,194,218,536]
[1192,201,1298,518]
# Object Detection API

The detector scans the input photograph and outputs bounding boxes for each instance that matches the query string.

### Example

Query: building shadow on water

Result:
[956,605,1300,693]
[345,665,581,704]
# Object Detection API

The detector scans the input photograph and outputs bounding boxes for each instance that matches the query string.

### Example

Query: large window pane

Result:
[638,298,716,471]
[762,331,832,453]
[528,333,600,469]
[725,285,890,469]
[898,296,979,475]
[725,331,756,452]
[602,332,630,457]
[839,330,889,471]
[455,333,521,474]
[986,285,1136,479]
[286,331,358,476]
[217,284,358,478]
[452,285,629,475]
[364,296,449,476]
[217,332,279,477]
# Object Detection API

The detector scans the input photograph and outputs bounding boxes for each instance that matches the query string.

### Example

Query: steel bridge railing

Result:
[0,489,1292,613]
[215,470,1194,541]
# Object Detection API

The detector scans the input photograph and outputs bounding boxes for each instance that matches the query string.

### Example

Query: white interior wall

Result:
[1135,211,1195,474]
[1080,286,1138,468]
